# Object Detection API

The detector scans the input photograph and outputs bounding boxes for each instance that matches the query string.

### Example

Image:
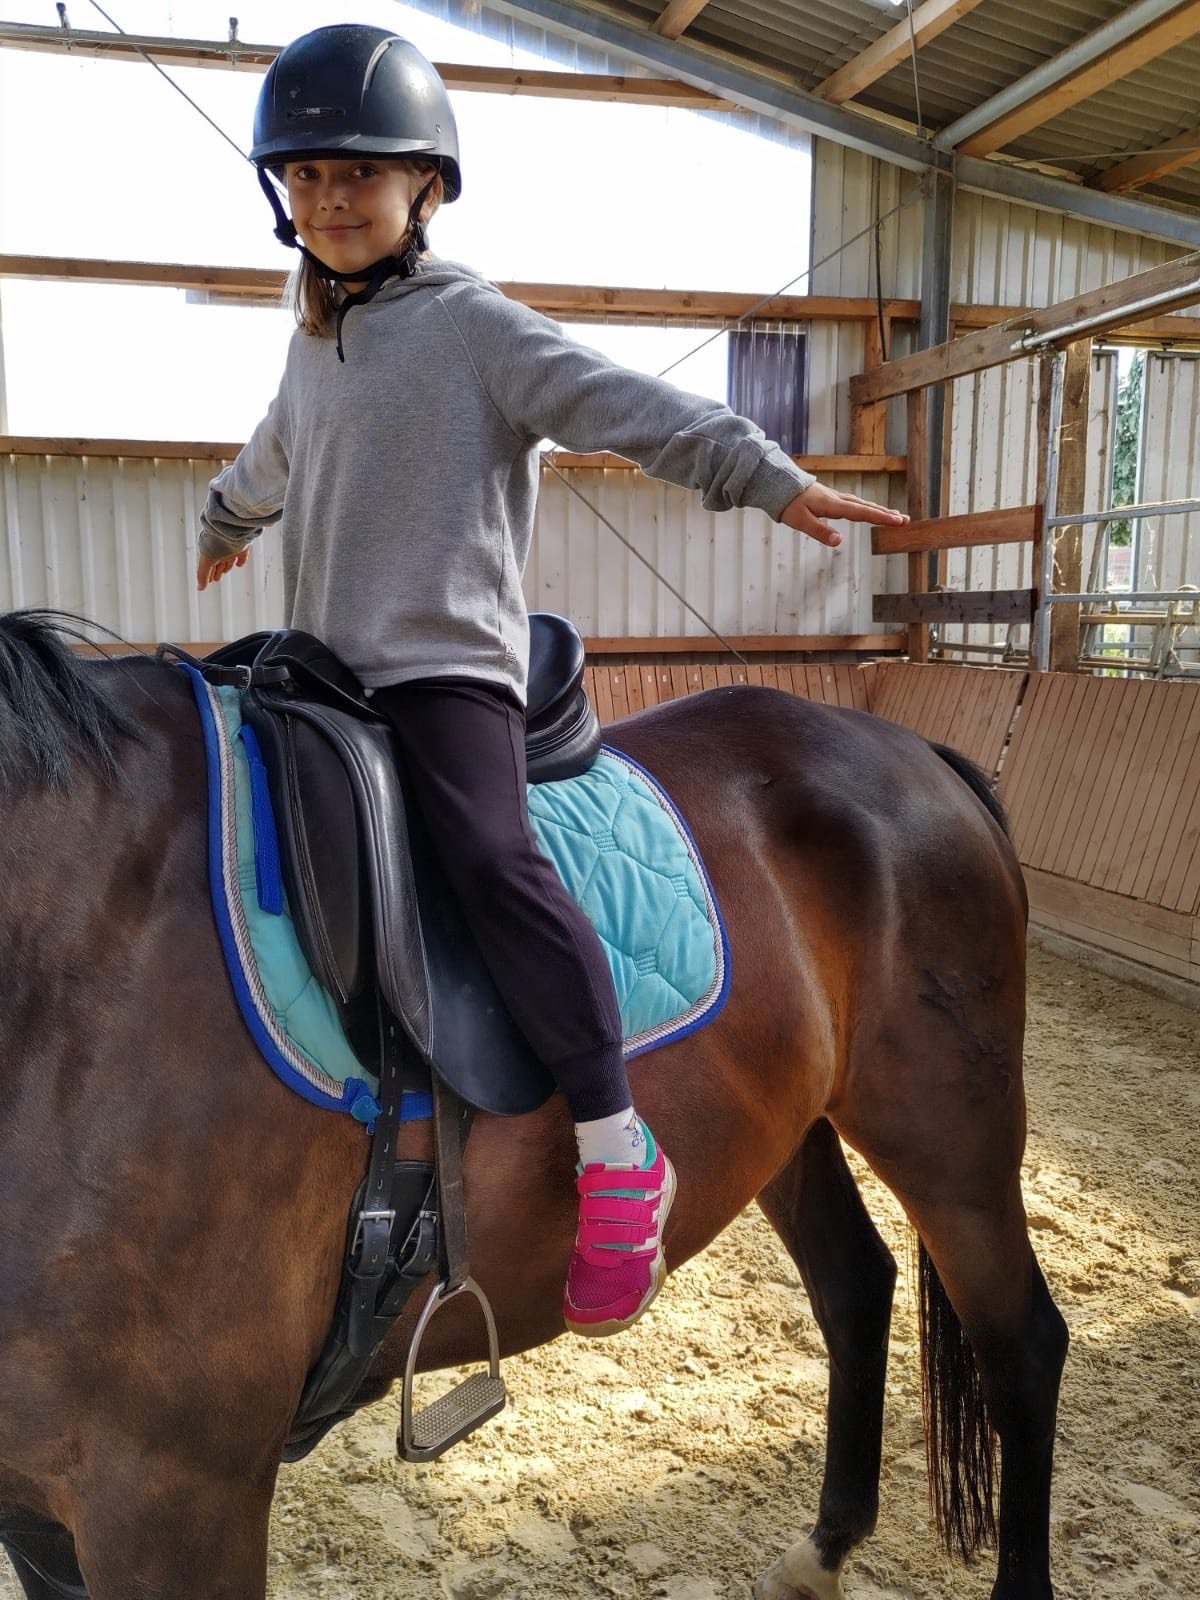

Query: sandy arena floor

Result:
[4,944,1196,1598]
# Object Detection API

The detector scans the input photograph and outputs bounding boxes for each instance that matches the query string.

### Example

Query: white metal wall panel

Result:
[1,455,891,643]
[1138,354,1200,592]
[1,453,282,643]
[810,141,1200,654]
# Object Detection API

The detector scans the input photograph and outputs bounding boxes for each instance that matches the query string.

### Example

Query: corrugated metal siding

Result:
[0,454,890,642]
[811,140,1200,654]
[1139,354,1200,592]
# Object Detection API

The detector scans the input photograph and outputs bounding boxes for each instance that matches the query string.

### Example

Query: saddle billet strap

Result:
[346,999,409,1358]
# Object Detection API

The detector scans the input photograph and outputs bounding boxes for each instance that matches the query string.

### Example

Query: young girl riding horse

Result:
[195,22,905,1337]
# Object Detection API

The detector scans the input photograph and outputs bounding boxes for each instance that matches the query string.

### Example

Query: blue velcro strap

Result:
[238,723,284,915]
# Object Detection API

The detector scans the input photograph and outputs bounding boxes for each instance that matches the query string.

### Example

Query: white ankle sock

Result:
[575,1106,647,1168]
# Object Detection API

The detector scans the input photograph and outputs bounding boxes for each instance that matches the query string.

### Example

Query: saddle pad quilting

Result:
[186,668,730,1119]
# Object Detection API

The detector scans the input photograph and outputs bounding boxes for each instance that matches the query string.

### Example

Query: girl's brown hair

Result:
[286,160,444,337]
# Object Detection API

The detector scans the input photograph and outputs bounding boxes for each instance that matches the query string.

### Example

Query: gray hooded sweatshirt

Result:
[200,257,814,701]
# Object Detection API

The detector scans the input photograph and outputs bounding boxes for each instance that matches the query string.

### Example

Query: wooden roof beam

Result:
[815,0,987,106]
[1092,124,1200,193]
[8,255,1200,345]
[653,1,714,42]
[0,23,730,108]
[943,0,1200,157]
[851,250,1200,403]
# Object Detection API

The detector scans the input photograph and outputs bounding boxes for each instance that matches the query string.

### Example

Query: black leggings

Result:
[371,676,631,1123]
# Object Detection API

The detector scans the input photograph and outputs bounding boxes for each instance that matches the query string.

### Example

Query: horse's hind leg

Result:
[899,1181,1067,1600]
[753,1118,897,1600]
[838,1002,1068,1599]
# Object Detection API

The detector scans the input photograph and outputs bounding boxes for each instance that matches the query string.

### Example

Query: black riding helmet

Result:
[251,24,462,358]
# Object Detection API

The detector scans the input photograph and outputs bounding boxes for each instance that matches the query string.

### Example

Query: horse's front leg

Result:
[68,1456,277,1600]
[753,1118,897,1600]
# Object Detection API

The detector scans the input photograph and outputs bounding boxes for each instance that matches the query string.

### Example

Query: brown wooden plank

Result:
[1086,678,1176,888]
[1171,816,1200,915]
[1165,721,1200,911]
[1024,867,1197,980]
[1059,678,1129,884]
[985,671,1030,779]
[1137,687,1200,904]
[624,665,645,717]
[879,662,919,727]
[816,0,987,102]
[608,666,631,724]
[806,665,829,702]
[1024,673,1093,871]
[857,662,877,711]
[1091,681,1179,892]
[1018,672,1083,868]
[875,590,1034,624]
[964,669,1004,773]
[911,666,946,740]
[850,315,888,455]
[959,1,1200,158]
[1115,684,1200,898]
[583,632,907,653]
[1016,673,1087,865]
[851,252,1200,405]
[667,666,690,704]
[1049,341,1091,672]
[871,661,908,722]
[1032,675,1108,875]
[906,391,931,662]
[1094,122,1200,193]
[871,504,1039,555]
[996,672,1047,813]
[1000,675,1066,855]
[1075,681,1156,885]
[944,669,988,760]
[932,666,970,746]
[591,668,616,726]
[699,665,719,693]
[713,665,737,688]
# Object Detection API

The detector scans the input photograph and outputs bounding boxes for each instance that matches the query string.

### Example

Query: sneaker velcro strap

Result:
[579,1196,655,1226]
[581,1220,657,1248]
[577,1165,661,1198]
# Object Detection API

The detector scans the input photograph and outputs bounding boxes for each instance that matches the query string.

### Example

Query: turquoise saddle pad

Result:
[185,668,730,1122]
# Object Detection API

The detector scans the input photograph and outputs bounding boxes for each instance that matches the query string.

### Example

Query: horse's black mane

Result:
[0,610,141,789]
[929,739,1010,839]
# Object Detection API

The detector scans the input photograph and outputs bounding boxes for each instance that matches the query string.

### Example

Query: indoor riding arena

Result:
[1,1,1199,1598]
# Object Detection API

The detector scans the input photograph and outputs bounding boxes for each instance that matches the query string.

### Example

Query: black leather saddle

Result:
[199,615,602,1115]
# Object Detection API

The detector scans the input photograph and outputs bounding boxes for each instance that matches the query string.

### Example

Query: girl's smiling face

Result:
[285,157,434,284]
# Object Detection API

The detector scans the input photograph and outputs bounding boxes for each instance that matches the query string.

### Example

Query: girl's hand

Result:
[780,482,909,549]
[197,549,249,591]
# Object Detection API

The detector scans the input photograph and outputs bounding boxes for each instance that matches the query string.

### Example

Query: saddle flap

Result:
[248,697,434,1057]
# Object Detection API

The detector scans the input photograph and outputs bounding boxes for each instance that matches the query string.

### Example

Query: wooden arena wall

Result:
[588,658,1200,993]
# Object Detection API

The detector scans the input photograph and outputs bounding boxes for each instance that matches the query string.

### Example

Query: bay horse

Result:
[0,610,1067,1600]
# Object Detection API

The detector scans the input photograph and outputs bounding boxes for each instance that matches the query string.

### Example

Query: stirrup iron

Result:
[397,1276,506,1462]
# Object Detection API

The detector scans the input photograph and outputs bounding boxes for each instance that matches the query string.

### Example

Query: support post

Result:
[1033,343,1090,671]
[850,314,889,455]
[919,160,956,550]
[906,390,931,662]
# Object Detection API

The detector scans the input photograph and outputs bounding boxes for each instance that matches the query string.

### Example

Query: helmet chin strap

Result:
[257,169,439,359]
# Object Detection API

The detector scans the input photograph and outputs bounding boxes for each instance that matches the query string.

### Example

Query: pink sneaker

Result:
[563,1146,677,1337]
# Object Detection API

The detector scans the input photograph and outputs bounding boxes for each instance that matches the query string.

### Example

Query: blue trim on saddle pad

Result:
[183,666,729,1122]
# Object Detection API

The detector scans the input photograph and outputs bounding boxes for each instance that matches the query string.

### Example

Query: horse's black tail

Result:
[927,739,1010,839]
[916,1236,998,1560]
